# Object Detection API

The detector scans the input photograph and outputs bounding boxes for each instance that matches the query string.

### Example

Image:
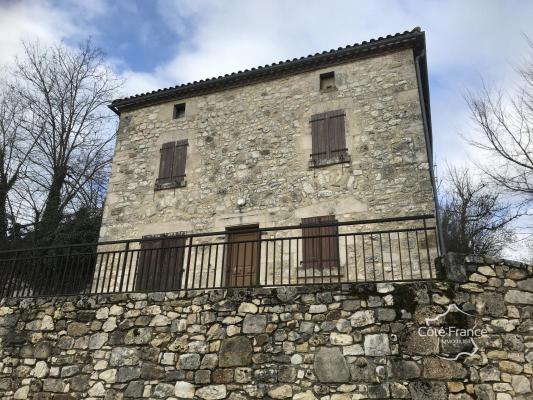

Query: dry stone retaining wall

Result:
[0,254,532,399]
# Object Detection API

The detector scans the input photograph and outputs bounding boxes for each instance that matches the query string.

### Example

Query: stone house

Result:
[97,28,438,292]
[2,29,533,400]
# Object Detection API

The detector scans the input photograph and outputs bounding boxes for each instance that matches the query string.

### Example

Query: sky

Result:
[1,0,532,253]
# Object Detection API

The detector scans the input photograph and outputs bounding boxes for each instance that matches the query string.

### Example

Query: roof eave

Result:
[111,28,426,113]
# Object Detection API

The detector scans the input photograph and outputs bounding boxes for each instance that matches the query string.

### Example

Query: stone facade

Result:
[1,255,532,399]
[99,46,435,242]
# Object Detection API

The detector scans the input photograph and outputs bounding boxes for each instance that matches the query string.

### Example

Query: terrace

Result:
[0,215,440,298]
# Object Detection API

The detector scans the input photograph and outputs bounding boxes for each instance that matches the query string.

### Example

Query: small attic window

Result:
[320,72,336,90]
[173,103,186,119]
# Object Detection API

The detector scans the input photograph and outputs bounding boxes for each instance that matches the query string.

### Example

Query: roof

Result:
[109,27,428,114]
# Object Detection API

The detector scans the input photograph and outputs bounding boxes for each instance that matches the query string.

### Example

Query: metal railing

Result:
[0,215,439,298]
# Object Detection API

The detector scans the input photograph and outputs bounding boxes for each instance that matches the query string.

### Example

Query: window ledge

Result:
[319,86,338,93]
[155,180,187,191]
[309,153,351,169]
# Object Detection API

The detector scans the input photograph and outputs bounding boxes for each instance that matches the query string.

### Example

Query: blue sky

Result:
[1,0,533,174]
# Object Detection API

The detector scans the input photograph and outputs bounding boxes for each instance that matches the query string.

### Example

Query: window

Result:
[301,215,340,270]
[309,109,349,167]
[135,233,186,291]
[173,103,186,119]
[320,71,335,90]
[155,139,188,190]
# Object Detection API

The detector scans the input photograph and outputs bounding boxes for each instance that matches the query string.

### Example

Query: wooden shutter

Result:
[172,140,188,183]
[319,215,340,269]
[158,142,175,185]
[135,234,186,291]
[310,113,328,163]
[301,216,339,270]
[302,216,323,269]
[310,110,347,164]
[326,110,346,155]
[135,237,162,291]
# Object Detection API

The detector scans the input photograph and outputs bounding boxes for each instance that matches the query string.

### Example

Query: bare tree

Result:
[466,40,533,200]
[439,167,521,256]
[0,83,40,244]
[13,40,121,244]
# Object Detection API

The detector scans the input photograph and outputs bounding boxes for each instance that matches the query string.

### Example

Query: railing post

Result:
[4,251,19,298]
[184,236,193,289]
[423,218,432,278]
[56,247,72,295]
[119,242,130,292]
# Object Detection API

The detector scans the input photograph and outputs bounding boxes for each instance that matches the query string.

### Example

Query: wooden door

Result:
[135,235,185,291]
[225,228,260,287]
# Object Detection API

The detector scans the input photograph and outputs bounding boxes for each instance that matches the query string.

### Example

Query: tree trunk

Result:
[0,187,8,248]
[37,169,66,245]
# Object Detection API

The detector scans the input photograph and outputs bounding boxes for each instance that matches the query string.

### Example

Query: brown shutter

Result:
[301,215,339,271]
[135,234,186,291]
[160,235,186,290]
[172,140,188,183]
[318,215,340,269]
[135,237,162,291]
[326,110,346,155]
[158,142,175,184]
[302,216,322,269]
[310,113,328,163]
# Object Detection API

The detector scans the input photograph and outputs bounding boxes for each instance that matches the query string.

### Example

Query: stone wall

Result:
[99,48,435,242]
[1,255,531,399]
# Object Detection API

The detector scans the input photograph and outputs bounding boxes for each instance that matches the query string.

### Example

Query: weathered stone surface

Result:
[88,332,108,349]
[34,341,51,359]
[70,375,90,392]
[178,353,201,370]
[350,310,375,327]
[511,375,531,394]
[125,381,144,397]
[350,359,377,382]
[175,381,195,398]
[116,366,140,382]
[330,332,353,345]
[293,390,318,400]
[242,314,266,334]
[364,334,390,356]
[399,326,439,355]
[422,358,467,380]
[153,383,175,398]
[409,381,447,400]
[276,287,299,302]
[504,290,533,304]
[67,322,89,337]
[109,347,139,366]
[476,292,506,317]
[314,347,350,383]
[0,259,532,400]
[195,385,226,400]
[517,278,533,292]
[218,336,252,367]
[268,384,293,399]
[388,359,421,379]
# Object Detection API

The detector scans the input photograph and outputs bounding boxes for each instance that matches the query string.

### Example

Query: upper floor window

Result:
[173,103,186,119]
[320,71,336,90]
[155,139,188,190]
[309,109,350,167]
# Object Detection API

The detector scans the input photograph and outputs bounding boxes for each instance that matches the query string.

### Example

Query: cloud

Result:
[3,0,533,168]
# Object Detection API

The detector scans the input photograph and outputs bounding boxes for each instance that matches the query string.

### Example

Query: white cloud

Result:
[3,0,533,166]
[0,0,76,67]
